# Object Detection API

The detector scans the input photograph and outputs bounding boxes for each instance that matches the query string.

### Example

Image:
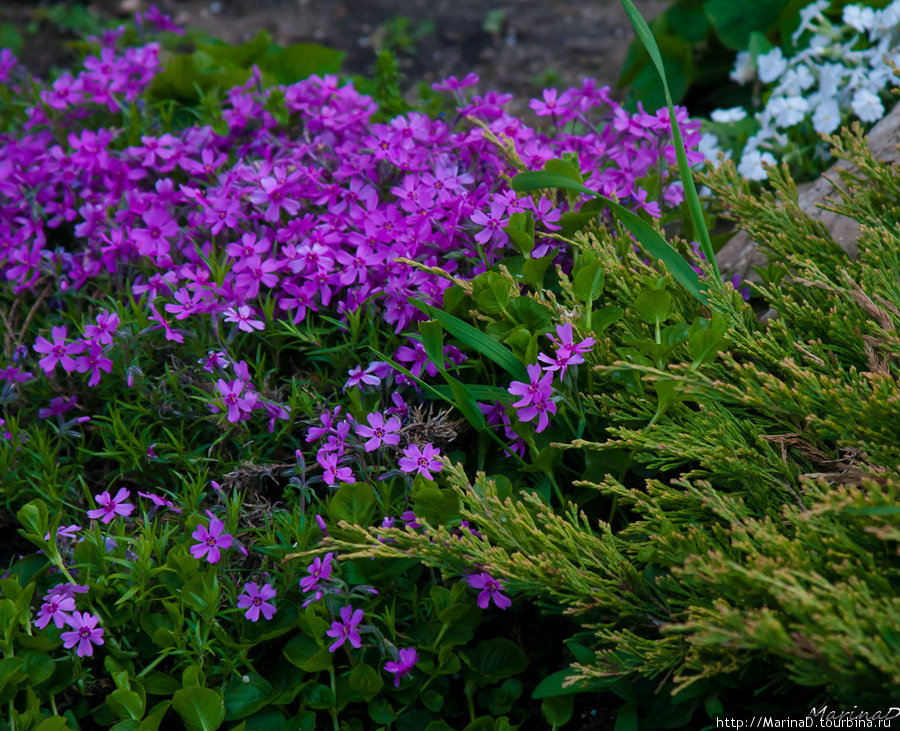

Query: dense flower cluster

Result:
[701,0,900,180]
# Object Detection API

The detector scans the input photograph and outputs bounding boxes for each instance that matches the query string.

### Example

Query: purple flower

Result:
[317,452,354,485]
[38,396,78,419]
[190,518,233,563]
[43,584,89,603]
[300,552,334,593]
[537,323,597,379]
[398,443,443,481]
[34,593,76,629]
[224,305,265,333]
[61,612,105,657]
[357,412,401,452]
[87,488,134,524]
[33,326,84,375]
[74,341,114,387]
[237,582,277,621]
[137,491,182,514]
[326,604,364,652]
[213,379,258,423]
[466,572,511,610]
[395,339,438,379]
[83,310,119,345]
[517,395,557,433]
[508,363,553,408]
[384,648,418,686]
[343,365,381,391]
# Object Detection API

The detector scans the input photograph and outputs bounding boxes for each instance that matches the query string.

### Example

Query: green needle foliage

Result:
[321,124,900,710]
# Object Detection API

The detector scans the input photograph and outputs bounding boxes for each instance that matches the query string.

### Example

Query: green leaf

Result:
[302,684,335,710]
[462,638,528,684]
[224,673,273,721]
[16,499,49,539]
[171,687,225,731]
[614,702,638,731]
[259,44,344,85]
[511,170,708,305]
[328,482,376,526]
[633,289,673,326]
[412,487,460,527]
[616,1,719,284]
[573,262,605,303]
[703,0,784,50]
[544,158,583,184]
[368,698,397,724]
[108,689,145,721]
[542,695,574,727]
[430,384,513,404]
[349,663,383,701]
[197,31,271,67]
[522,255,553,291]
[409,301,528,382]
[506,297,554,331]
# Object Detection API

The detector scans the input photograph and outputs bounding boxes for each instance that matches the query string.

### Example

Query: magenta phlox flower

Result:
[300,552,334,593]
[508,363,553,408]
[384,648,418,686]
[306,406,342,442]
[395,339,438,379]
[432,72,479,92]
[190,517,233,563]
[0,365,32,383]
[74,341,113,387]
[344,365,381,391]
[471,200,510,246]
[517,395,557,433]
[237,582,277,621]
[137,491,182,514]
[87,488,134,524]
[398,443,443,480]
[321,421,352,456]
[38,396,78,419]
[34,593,76,629]
[83,310,119,345]
[198,350,230,372]
[538,323,597,379]
[326,604,364,652]
[33,326,85,375]
[43,583,89,603]
[466,572,511,610]
[357,412,401,452]
[214,379,258,422]
[223,305,265,332]
[45,524,82,544]
[317,451,354,485]
[61,612,105,657]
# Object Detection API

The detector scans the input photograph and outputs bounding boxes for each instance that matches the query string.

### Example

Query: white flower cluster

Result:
[705,0,900,181]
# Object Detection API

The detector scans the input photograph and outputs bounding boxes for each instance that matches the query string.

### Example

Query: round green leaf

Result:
[171,687,225,731]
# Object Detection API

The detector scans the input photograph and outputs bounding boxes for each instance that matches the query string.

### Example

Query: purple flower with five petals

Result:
[326,604,364,652]
[190,518,233,563]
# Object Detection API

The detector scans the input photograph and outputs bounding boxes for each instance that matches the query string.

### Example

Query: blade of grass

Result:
[618,0,721,286]
[511,171,709,306]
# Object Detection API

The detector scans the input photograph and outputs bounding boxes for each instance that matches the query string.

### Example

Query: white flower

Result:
[769,95,809,127]
[738,149,776,181]
[812,98,841,134]
[757,48,788,84]
[792,0,830,43]
[843,5,876,32]
[698,132,726,166]
[710,107,747,123]
[817,63,848,98]
[730,51,755,84]
[852,88,884,122]
[778,65,815,95]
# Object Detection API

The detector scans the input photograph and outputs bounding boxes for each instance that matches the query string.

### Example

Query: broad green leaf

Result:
[614,701,638,731]
[259,44,344,85]
[573,261,605,303]
[542,695,574,726]
[461,638,528,684]
[430,384,513,404]
[328,483,376,526]
[349,663,383,701]
[223,673,273,721]
[512,170,708,305]
[704,0,784,50]
[172,687,225,731]
[633,289,673,325]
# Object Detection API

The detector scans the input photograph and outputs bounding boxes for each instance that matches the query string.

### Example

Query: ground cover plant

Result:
[2,3,899,731]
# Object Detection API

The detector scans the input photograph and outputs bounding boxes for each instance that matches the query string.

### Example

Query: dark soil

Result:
[3,0,666,115]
